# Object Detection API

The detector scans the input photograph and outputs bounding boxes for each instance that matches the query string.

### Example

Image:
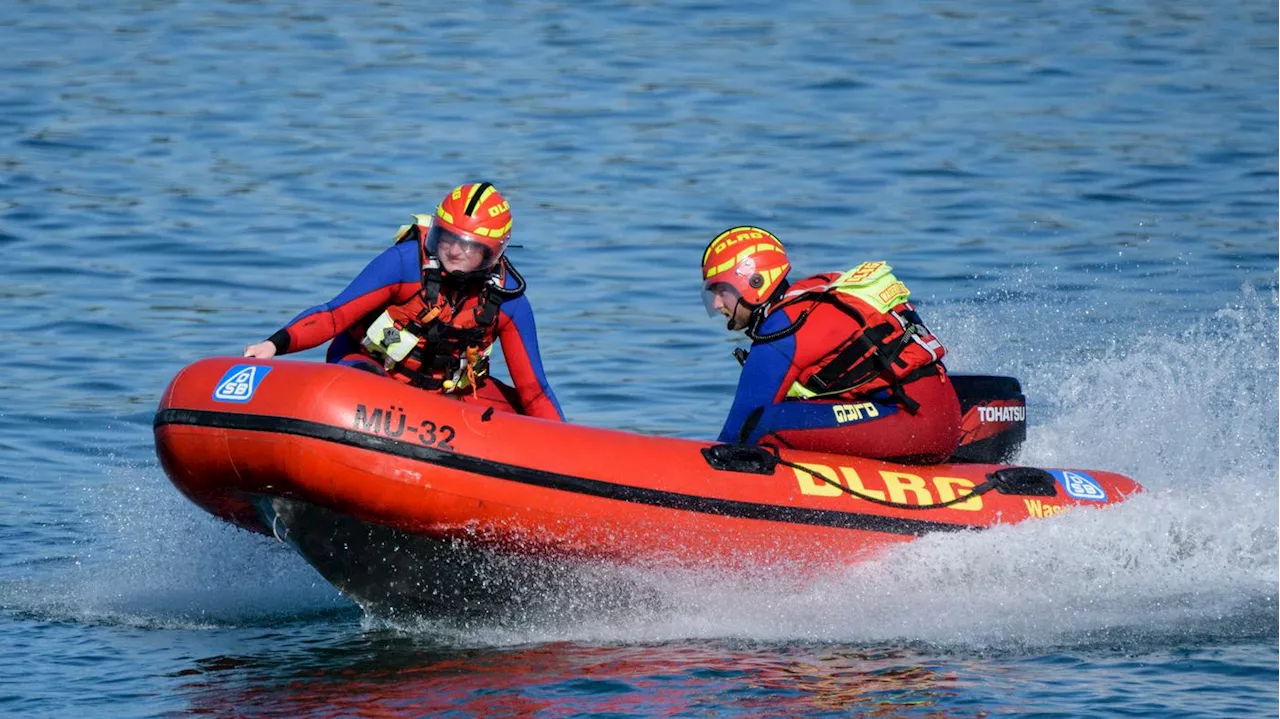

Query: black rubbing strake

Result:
[154,408,974,536]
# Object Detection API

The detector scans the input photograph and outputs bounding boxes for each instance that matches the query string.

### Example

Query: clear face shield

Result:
[702,280,751,331]
[425,224,502,274]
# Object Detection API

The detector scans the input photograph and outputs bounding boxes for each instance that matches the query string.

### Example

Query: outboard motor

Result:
[949,374,1026,464]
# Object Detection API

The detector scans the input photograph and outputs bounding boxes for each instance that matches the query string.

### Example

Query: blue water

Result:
[2,0,1277,716]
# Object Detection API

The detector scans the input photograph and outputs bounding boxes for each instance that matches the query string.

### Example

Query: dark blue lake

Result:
[2,1,1276,716]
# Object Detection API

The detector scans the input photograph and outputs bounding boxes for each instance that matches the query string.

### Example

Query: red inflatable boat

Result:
[154,357,1142,619]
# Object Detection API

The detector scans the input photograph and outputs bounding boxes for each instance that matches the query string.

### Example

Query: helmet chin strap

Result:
[720,281,789,333]
[429,254,524,295]
[724,298,756,332]
[444,267,491,283]
[433,255,496,285]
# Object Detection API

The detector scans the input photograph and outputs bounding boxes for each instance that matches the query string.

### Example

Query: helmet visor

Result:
[702,280,744,318]
[426,224,502,271]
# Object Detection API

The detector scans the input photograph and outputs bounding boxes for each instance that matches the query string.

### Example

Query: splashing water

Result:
[1022,283,1278,486]
[629,285,1279,649]
[2,462,350,629]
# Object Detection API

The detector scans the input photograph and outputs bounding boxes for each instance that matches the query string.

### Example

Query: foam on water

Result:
[1,464,350,629]
[1019,283,1278,485]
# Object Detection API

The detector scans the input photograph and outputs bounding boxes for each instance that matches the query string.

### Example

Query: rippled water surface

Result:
[2,1,1276,717]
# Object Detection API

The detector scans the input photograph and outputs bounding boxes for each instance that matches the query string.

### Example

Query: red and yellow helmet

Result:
[701,226,791,308]
[425,182,513,271]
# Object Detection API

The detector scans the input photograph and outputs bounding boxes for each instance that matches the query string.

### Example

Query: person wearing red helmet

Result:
[702,226,959,463]
[243,182,564,421]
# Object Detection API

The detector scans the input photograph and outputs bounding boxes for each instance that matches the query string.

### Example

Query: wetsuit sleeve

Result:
[267,244,418,354]
[495,294,566,422]
[716,315,798,444]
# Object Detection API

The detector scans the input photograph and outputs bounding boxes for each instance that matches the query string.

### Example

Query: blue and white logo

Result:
[213,364,272,403]
[1048,469,1108,502]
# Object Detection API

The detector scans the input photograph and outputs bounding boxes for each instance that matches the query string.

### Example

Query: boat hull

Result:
[254,496,667,621]
[154,357,1142,615]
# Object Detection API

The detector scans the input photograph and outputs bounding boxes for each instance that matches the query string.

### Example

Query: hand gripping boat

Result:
[154,358,1142,620]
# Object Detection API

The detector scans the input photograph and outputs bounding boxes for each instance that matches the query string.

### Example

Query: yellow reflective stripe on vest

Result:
[786,381,822,399]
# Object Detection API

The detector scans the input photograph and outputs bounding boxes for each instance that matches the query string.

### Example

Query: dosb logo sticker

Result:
[1048,469,1108,502]
[213,364,273,403]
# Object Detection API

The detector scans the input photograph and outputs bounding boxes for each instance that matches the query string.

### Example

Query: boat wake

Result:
[0,474,352,629]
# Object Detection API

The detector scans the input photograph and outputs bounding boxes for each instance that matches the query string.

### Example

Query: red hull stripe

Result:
[155,408,971,537]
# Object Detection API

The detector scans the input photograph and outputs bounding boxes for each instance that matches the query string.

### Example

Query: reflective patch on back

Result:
[1047,469,1108,502]
[213,364,273,403]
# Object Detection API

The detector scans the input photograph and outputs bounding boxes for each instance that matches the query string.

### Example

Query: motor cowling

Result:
[949,374,1027,464]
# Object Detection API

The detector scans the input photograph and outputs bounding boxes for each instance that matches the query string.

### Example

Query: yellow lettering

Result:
[793,463,843,497]
[879,471,933,505]
[1024,499,1067,518]
[487,201,510,216]
[841,467,885,501]
[848,261,885,283]
[878,281,908,304]
[712,230,761,255]
[795,465,998,511]
[831,403,879,425]
[933,476,982,511]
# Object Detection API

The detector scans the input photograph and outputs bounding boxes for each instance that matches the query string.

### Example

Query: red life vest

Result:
[354,224,524,392]
[752,264,947,411]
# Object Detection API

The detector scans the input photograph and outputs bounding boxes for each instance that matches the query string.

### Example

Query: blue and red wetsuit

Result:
[718,273,960,464]
[265,241,564,421]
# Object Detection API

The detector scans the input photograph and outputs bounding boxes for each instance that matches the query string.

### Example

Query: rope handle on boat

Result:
[778,453,997,510]
[271,512,288,542]
[702,443,1057,511]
